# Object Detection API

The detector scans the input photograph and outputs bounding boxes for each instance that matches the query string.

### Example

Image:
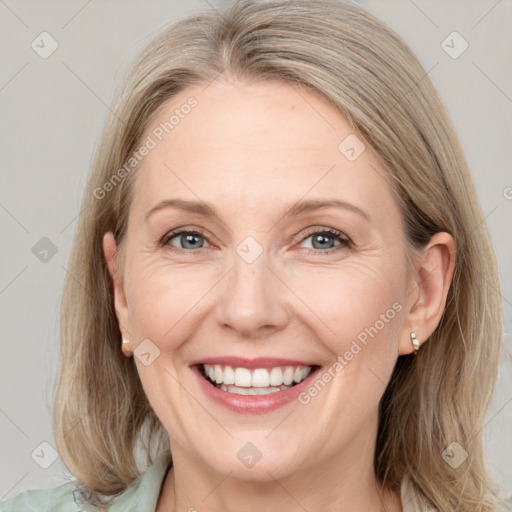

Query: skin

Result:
[103,77,456,512]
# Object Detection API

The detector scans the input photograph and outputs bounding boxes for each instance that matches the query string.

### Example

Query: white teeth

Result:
[215,366,223,384]
[223,365,235,385]
[234,367,252,387]
[283,367,294,385]
[269,367,283,386]
[294,366,311,383]
[252,368,270,387]
[219,384,291,395]
[203,364,313,390]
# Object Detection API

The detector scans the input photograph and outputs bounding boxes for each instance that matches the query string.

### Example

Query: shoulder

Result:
[0,450,172,512]
[400,476,435,512]
[0,481,81,512]
[400,476,512,512]
[496,497,512,511]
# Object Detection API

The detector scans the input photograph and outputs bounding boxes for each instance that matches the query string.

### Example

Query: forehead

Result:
[129,79,400,226]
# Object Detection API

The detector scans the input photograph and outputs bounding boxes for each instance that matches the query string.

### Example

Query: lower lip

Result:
[191,365,320,414]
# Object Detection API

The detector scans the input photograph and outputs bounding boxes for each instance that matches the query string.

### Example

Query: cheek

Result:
[289,259,405,360]
[127,261,216,342]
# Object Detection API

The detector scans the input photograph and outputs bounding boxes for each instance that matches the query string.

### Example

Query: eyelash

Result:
[297,227,352,255]
[160,227,352,255]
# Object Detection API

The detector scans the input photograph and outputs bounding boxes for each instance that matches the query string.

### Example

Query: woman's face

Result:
[105,78,419,480]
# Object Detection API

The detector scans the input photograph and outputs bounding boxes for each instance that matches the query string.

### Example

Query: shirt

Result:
[1,450,510,511]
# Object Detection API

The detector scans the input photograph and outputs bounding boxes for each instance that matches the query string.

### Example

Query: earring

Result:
[121,338,133,357]
[410,332,420,354]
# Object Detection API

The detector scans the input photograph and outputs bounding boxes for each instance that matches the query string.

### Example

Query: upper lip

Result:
[189,356,318,369]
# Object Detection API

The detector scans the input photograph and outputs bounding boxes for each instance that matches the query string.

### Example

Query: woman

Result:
[1,0,508,511]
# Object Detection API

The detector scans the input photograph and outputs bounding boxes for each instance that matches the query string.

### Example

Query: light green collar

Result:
[110,450,172,512]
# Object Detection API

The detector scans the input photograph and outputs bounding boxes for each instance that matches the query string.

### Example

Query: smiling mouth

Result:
[198,363,320,395]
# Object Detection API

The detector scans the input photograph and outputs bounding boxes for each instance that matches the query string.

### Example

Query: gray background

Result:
[1,0,511,503]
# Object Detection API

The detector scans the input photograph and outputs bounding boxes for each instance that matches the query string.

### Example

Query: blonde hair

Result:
[54,0,503,509]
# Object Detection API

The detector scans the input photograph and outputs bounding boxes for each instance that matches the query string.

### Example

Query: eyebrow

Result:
[144,198,371,223]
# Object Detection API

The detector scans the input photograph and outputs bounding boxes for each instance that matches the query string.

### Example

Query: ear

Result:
[398,232,456,355]
[103,231,131,340]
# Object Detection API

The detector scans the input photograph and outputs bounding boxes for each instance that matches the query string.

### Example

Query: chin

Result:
[194,436,310,482]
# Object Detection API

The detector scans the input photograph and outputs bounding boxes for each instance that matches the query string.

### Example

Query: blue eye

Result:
[161,227,351,254]
[163,230,208,250]
[298,229,350,253]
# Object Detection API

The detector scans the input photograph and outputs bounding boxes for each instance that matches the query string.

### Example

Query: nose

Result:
[215,246,290,339]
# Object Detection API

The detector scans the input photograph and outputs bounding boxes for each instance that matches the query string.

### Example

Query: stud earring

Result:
[121,338,133,357]
[410,332,420,353]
